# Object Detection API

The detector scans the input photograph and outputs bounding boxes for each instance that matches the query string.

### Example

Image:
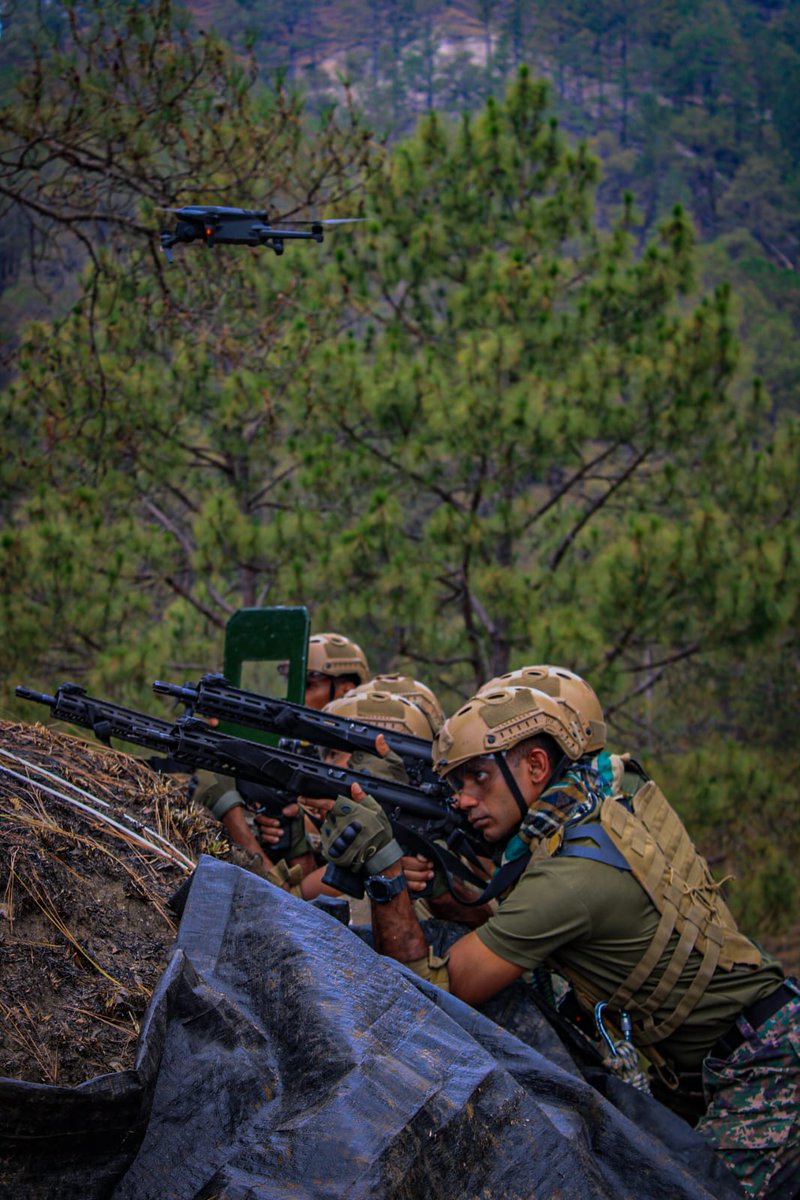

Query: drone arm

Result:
[160,232,175,263]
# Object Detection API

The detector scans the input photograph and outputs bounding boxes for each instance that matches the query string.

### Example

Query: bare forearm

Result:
[300,865,344,899]
[425,892,495,928]
[370,864,429,962]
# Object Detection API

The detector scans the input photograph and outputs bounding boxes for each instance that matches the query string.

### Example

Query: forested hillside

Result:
[0,0,797,943]
[176,0,800,413]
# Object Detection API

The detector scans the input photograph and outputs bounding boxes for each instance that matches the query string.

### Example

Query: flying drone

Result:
[160,205,362,262]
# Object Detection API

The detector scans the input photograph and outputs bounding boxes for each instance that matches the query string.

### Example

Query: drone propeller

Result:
[289,218,366,225]
[160,208,364,222]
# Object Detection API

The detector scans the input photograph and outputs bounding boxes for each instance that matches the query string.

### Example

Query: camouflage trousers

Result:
[695,981,800,1198]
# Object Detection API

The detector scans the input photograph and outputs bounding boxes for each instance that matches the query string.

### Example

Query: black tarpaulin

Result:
[111,856,740,1200]
[1,855,743,1199]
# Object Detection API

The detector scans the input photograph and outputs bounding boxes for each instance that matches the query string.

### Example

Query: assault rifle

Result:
[16,683,490,899]
[15,683,299,854]
[152,672,439,791]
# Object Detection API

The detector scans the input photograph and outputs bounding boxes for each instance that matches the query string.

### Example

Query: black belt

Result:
[710,979,798,1061]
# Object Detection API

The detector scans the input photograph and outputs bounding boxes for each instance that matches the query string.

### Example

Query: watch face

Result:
[366,877,390,902]
[366,874,406,903]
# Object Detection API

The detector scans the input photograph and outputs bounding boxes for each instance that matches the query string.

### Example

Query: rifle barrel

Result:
[153,682,197,704]
[15,686,56,706]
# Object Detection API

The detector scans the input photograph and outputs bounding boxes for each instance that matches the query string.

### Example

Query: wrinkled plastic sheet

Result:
[1,855,743,1199]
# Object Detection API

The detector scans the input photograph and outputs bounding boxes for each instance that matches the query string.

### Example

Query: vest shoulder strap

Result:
[558,822,632,873]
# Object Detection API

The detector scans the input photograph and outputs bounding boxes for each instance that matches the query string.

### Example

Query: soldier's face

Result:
[304,673,356,710]
[451,756,527,842]
[304,672,336,709]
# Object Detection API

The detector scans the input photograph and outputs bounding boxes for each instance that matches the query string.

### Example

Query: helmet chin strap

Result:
[493,751,570,821]
[493,752,530,820]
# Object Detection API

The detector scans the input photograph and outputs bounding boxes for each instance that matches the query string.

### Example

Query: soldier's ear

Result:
[524,745,552,785]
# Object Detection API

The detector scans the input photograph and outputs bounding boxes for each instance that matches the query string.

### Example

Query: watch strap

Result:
[365,872,408,903]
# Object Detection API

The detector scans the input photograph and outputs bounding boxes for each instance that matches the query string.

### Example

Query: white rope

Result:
[0,745,196,870]
[0,761,194,873]
[0,745,116,807]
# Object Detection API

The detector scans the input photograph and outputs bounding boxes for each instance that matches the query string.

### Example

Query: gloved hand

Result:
[348,746,409,785]
[320,790,402,877]
[266,858,304,897]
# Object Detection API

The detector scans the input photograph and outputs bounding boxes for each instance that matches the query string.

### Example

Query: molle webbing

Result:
[597,783,760,1046]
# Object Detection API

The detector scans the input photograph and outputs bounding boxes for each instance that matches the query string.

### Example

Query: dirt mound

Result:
[0,719,230,1087]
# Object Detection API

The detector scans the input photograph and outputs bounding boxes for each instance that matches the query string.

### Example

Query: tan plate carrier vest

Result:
[550,779,761,1060]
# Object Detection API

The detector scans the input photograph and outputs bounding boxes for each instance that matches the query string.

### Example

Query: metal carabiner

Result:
[594,1001,617,1056]
[594,1001,633,1054]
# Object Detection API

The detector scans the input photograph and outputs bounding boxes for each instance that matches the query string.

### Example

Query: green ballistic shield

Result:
[221,606,310,743]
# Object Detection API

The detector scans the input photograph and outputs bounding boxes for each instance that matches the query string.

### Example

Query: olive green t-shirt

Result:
[476,849,784,1071]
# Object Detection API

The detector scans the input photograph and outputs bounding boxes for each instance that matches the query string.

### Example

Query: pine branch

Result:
[548,444,651,570]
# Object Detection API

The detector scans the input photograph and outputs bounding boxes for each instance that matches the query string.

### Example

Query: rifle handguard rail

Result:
[152,674,439,787]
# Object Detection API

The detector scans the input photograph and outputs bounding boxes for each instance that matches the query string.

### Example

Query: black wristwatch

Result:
[365,873,408,904]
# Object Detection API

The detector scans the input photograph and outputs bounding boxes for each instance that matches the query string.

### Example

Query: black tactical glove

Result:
[320,792,402,877]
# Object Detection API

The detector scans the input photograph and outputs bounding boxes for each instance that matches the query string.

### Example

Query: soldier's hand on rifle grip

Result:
[402,853,435,893]
[254,802,300,845]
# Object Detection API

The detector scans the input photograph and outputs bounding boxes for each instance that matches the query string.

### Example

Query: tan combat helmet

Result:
[433,685,587,778]
[324,689,433,741]
[479,666,606,754]
[307,633,370,685]
[357,673,445,735]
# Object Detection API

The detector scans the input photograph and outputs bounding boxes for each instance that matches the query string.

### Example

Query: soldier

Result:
[257,672,495,915]
[257,673,445,850]
[289,632,371,710]
[261,688,434,900]
[319,684,798,1198]
[402,665,611,905]
[193,632,369,873]
[355,674,445,735]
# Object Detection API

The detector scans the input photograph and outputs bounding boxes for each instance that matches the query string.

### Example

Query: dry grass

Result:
[0,719,230,1084]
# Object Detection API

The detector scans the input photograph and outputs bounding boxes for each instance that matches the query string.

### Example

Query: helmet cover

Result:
[307,632,370,684]
[480,665,605,753]
[324,689,433,741]
[358,673,445,735]
[433,686,586,777]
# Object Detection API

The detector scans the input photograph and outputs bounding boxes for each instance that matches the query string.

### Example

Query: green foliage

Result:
[178,0,800,427]
[0,0,379,696]
[653,738,798,937]
[280,74,798,720]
